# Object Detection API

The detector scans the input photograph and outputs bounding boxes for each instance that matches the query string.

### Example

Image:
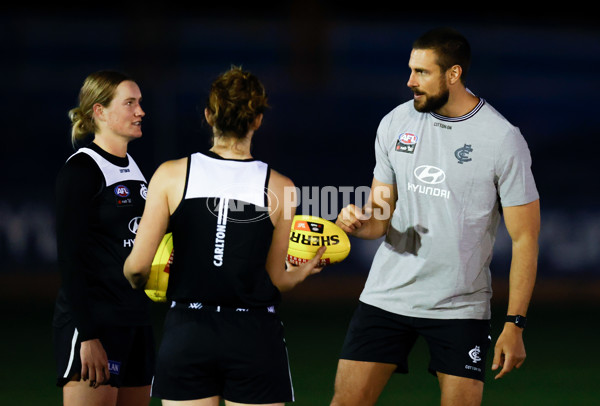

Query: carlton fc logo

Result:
[140,183,148,200]
[396,132,418,154]
[455,144,473,164]
[468,345,481,363]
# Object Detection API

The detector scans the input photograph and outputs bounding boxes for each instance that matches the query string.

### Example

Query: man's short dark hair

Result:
[413,27,471,83]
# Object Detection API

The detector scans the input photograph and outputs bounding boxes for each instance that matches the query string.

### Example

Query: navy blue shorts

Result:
[340,301,491,382]
[151,303,294,403]
[53,320,155,387]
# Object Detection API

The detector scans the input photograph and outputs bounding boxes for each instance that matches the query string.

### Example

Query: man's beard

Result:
[413,85,450,113]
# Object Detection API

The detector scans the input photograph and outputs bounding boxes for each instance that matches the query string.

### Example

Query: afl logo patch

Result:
[114,185,130,197]
[396,132,418,154]
[399,132,418,145]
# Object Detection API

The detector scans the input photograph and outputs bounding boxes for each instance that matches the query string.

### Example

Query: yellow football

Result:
[144,232,173,303]
[287,215,350,266]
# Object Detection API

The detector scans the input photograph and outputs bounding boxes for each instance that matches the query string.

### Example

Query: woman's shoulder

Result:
[160,156,188,170]
[148,157,187,183]
[268,167,294,189]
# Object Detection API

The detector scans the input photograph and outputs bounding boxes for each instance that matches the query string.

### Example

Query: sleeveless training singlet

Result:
[167,151,280,308]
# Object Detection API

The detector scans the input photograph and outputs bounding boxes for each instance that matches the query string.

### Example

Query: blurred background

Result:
[1,3,599,405]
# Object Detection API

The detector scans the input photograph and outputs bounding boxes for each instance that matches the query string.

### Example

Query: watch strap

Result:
[506,315,527,328]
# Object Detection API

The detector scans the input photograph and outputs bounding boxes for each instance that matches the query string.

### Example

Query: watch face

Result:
[507,315,527,328]
[514,315,526,328]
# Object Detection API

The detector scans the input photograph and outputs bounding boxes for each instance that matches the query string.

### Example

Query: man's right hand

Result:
[336,204,369,235]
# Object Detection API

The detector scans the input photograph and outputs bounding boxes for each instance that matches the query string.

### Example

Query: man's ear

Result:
[447,64,462,85]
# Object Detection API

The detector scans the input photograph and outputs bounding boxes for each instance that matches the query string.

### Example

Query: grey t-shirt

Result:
[360,98,539,320]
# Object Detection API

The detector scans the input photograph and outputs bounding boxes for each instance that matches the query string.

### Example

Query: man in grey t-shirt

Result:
[330,28,540,406]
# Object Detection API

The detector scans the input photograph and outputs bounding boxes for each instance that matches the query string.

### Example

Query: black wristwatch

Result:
[506,315,527,328]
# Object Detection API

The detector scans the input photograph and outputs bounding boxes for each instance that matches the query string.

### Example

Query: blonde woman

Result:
[53,71,154,406]
[124,66,324,406]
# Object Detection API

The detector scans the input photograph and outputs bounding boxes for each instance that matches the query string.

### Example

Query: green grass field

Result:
[1,277,598,405]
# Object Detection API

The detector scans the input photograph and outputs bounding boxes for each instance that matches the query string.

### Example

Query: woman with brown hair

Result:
[124,66,324,406]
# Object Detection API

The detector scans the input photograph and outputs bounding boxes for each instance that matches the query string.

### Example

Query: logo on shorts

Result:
[468,345,482,363]
[108,360,121,375]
